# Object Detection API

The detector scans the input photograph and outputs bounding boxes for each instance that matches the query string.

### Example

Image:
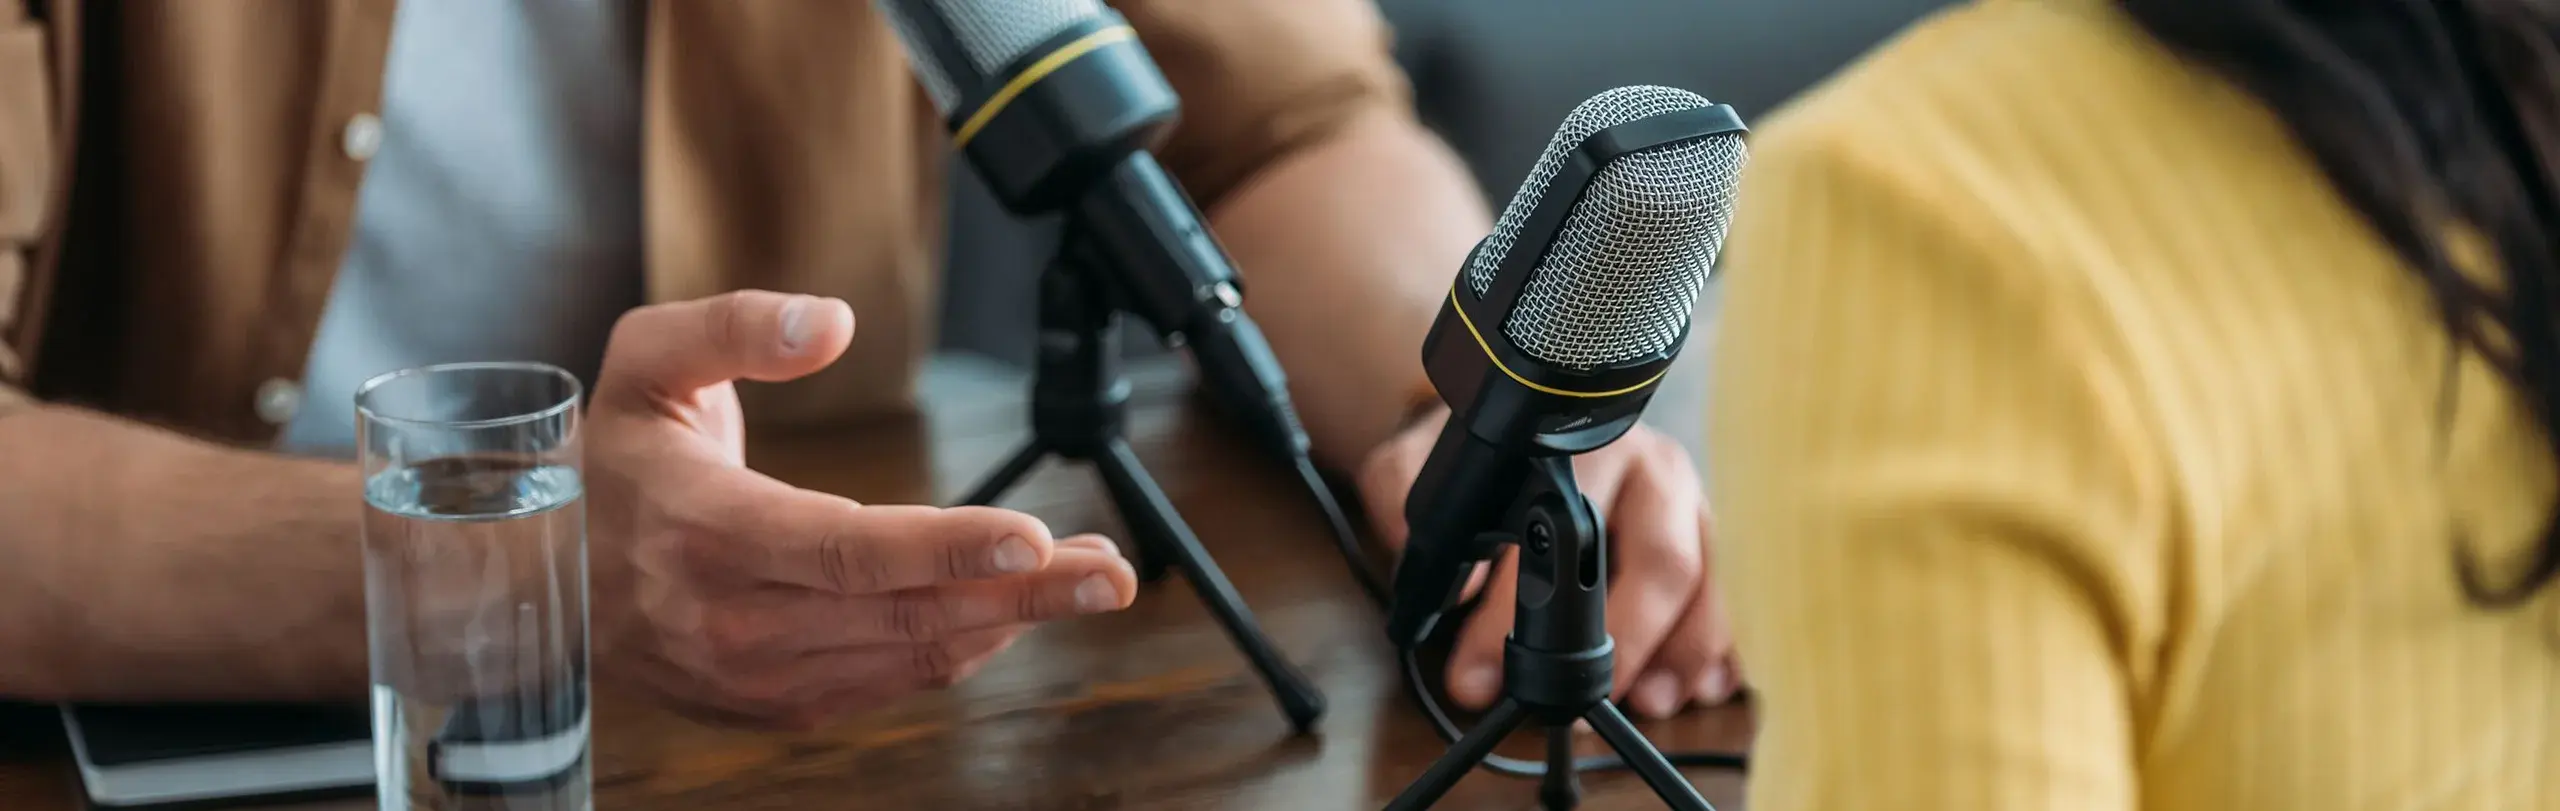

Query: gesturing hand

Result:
[584,291,1139,729]
[1356,406,1740,720]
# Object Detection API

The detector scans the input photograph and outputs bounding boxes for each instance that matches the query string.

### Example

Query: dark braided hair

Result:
[2117,0,2560,605]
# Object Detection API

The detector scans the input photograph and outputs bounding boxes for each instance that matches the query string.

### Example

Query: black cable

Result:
[1292,464,1751,776]
[1294,455,1390,606]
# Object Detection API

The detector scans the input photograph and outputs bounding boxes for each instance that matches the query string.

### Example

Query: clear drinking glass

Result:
[358,362,592,811]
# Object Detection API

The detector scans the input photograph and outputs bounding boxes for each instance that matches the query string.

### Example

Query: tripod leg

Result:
[1094,438,1326,732]
[957,441,1048,507]
[1383,697,1531,811]
[1540,726,1581,811]
[1093,458,1173,583]
[1583,703,1713,811]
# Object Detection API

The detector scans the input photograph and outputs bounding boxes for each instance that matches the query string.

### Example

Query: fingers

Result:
[1057,535,1118,554]
[1358,408,1507,601]
[596,291,856,409]
[1638,582,1739,718]
[633,538,1134,730]
[723,626,1028,728]
[792,503,1055,595]
[641,535,1136,729]
[707,541,1137,653]
[1444,547,1519,710]
[1600,451,1707,711]
[1632,506,1741,718]
[686,475,1063,595]
[783,626,1030,726]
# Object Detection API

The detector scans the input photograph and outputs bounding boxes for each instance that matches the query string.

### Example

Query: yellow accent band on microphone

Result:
[951,25,1139,149]
[1448,286,1671,398]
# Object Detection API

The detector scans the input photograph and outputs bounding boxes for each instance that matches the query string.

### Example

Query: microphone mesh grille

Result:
[875,0,1104,114]
[938,0,1105,75]
[1465,86,1749,371]
[877,3,964,112]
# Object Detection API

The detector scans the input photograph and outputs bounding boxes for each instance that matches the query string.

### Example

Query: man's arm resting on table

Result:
[1209,109,1492,470]
[0,405,366,703]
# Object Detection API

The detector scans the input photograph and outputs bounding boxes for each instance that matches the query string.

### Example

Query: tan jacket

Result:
[0,0,1405,443]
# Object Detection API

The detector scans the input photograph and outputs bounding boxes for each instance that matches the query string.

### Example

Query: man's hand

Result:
[1356,407,1740,720]
[584,291,1139,729]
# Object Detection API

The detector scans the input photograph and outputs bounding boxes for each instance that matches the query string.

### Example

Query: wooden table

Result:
[0,357,1756,810]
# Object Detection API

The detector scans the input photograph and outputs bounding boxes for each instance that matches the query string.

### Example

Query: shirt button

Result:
[255,378,304,426]
[341,113,384,161]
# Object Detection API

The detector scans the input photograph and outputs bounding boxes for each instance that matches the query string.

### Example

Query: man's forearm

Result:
[1211,110,1492,470]
[0,406,367,702]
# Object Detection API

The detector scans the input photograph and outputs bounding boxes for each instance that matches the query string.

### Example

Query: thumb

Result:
[1355,407,1449,551]
[1358,407,1492,600]
[1355,434,1427,551]
[596,291,855,408]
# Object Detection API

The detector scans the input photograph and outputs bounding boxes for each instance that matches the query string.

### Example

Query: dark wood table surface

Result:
[0,357,1756,810]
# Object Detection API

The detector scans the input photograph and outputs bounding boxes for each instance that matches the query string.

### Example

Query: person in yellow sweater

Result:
[1709,0,2560,808]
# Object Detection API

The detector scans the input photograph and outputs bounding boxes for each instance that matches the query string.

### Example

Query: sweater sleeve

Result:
[1706,123,2168,811]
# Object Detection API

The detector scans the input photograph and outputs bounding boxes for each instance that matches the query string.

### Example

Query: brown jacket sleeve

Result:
[1111,0,1410,209]
[0,0,59,414]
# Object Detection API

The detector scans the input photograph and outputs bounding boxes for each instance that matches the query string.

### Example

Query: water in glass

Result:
[365,454,590,811]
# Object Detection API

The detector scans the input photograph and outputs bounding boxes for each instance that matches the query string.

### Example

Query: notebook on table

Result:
[57,702,374,809]
[49,687,593,809]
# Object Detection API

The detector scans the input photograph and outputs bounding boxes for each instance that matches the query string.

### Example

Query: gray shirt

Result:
[281,0,645,455]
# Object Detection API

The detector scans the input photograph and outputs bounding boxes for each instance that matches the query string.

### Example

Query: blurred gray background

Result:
[936,0,1953,459]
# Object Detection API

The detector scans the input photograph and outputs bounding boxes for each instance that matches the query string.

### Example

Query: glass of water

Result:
[359,362,591,811]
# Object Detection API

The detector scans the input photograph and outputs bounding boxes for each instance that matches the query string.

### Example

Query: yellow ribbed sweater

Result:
[1706,1,2560,809]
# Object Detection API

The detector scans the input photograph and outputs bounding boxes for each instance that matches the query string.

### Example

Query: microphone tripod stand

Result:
[1386,455,1711,811]
[954,234,1327,734]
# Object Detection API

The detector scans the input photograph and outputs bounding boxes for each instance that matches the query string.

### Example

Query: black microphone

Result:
[1386,86,1751,649]
[874,0,1311,461]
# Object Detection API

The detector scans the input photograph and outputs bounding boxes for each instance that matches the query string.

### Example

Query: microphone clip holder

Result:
[1386,455,1712,811]
[953,230,1327,734]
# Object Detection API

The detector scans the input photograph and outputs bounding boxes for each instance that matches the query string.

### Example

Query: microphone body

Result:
[1068,154,1309,457]
[1386,86,1751,648]
[876,0,1310,459]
